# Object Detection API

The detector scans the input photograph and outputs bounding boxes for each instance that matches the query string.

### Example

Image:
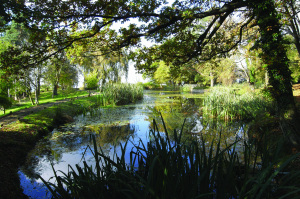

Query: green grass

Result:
[41,118,300,199]
[0,89,90,117]
[0,95,100,133]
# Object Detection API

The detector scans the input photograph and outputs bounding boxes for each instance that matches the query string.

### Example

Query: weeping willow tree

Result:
[66,31,129,90]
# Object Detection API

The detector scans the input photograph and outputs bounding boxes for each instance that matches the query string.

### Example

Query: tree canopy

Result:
[0,0,298,115]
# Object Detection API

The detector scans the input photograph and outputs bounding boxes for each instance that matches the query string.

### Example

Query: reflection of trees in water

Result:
[97,107,137,124]
[146,96,203,134]
[145,94,248,156]
[74,106,137,127]
[91,123,135,148]
[21,123,136,180]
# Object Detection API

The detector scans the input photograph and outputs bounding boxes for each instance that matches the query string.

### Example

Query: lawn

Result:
[0,89,90,117]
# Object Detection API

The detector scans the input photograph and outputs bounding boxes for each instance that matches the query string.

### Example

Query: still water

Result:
[18,90,247,198]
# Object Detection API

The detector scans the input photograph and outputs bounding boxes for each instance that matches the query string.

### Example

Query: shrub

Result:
[0,95,12,114]
[181,84,194,92]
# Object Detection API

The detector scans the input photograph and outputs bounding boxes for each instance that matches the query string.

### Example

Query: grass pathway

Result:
[0,98,71,126]
[0,92,97,126]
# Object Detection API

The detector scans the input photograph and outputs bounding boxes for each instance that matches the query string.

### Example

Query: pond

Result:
[18,90,248,199]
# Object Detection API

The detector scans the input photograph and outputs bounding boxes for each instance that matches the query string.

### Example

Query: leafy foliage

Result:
[0,0,297,116]
[153,61,171,84]
[84,70,99,90]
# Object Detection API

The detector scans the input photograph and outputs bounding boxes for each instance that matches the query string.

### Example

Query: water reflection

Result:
[19,90,248,198]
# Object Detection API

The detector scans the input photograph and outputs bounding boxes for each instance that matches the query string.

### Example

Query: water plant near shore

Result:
[202,86,275,121]
[102,83,143,106]
[41,118,300,199]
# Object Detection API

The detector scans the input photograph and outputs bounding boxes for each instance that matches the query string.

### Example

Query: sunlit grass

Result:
[0,95,101,133]
[0,89,90,117]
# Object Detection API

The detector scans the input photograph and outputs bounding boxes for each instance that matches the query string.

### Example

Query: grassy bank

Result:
[0,95,101,199]
[0,89,89,117]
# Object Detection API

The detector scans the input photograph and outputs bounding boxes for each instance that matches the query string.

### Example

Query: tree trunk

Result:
[52,84,58,98]
[27,90,35,105]
[37,68,41,96]
[283,2,300,57]
[210,72,214,87]
[265,70,269,86]
[35,69,40,105]
[250,0,295,111]
[14,79,18,101]
[249,0,299,144]
[35,86,39,105]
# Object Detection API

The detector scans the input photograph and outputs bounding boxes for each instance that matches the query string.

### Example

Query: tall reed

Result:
[203,86,275,121]
[102,83,143,106]
[41,118,300,199]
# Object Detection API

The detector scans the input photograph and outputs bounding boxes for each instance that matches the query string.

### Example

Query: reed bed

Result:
[41,118,300,199]
[202,86,275,121]
[102,83,144,106]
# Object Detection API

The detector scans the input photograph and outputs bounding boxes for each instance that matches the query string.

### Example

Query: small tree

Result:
[0,95,12,114]
[84,70,99,96]
[153,61,171,85]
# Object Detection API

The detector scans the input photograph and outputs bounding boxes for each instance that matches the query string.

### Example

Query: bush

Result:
[181,84,193,92]
[0,95,12,114]
[102,83,143,106]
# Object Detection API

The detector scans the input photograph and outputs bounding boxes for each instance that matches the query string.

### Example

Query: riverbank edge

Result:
[0,95,101,199]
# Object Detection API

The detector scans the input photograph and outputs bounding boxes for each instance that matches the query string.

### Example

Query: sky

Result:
[121,61,148,84]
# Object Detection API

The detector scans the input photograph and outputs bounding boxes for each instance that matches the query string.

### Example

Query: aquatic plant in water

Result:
[202,86,275,121]
[41,118,300,199]
[102,83,144,106]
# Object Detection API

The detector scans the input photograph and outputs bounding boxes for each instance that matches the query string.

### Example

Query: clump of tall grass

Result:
[203,86,275,121]
[101,83,143,106]
[41,118,300,199]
